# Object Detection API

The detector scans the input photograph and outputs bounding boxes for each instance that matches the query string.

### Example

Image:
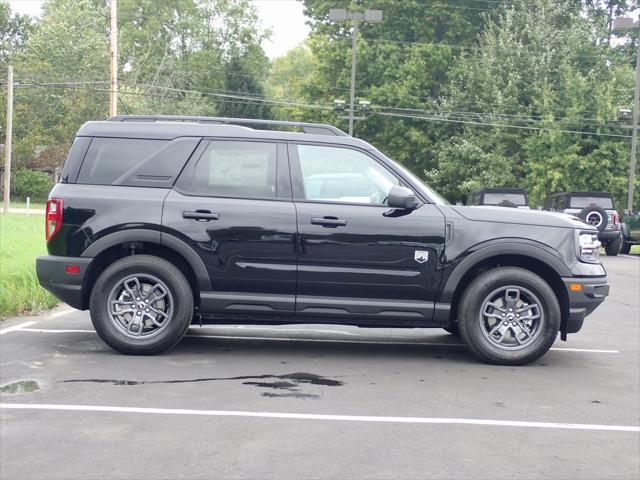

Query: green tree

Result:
[292,0,500,173]
[0,0,34,66]
[426,0,636,207]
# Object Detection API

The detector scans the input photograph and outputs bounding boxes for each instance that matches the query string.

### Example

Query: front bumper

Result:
[562,276,609,334]
[36,256,93,310]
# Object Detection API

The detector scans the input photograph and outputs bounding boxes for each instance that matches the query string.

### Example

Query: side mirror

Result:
[387,186,419,210]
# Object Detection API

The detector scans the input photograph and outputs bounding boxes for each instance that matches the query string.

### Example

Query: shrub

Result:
[12,168,53,202]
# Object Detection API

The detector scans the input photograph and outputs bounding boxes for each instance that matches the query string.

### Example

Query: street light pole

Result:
[109,0,118,117]
[629,33,640,213]
[613,17,640,213]
[349,19,359,136]
[329,7,382,137]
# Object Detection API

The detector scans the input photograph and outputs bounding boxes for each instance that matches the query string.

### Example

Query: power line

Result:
[12,81,634,138]
[375,111,632,139]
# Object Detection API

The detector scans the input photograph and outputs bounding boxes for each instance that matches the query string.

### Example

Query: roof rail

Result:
[108,115,348,137]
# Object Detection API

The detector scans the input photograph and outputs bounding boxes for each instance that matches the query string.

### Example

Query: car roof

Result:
[474,188,527,194]
[76,120,375,150]
[547,191,614,198]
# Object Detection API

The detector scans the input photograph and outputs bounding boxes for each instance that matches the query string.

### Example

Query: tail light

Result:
[612,211,619,225]
[45,198,63,241]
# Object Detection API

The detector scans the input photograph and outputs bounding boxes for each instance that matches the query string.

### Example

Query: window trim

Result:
[173,138,292,201]
[287,141,423,208]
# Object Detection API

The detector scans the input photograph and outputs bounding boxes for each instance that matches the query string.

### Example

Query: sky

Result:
[7,0,310,59]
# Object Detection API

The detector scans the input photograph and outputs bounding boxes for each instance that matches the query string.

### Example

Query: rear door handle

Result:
[183,210,220,221]
[311,217,347,228]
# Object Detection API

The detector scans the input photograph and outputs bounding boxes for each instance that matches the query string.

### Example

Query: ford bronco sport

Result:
[37,115,609,365]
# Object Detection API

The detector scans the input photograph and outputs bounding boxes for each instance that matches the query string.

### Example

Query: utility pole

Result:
[3,65,13,214]
[109,0,118,117]
[613,17,640,213]
[329,7,383,136]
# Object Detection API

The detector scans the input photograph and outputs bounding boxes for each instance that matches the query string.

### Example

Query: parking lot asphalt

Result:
[1,255,639,480]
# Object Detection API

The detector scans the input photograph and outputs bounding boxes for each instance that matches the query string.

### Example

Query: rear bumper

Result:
[562,276,609,334]
[598,229,621,242]
[36,256,92,310]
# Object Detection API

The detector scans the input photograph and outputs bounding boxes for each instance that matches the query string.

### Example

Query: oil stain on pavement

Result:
[61,372,343,399]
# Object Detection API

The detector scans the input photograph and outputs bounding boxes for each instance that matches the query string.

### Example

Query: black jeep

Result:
[37,116,609,365]
[467,188,529,208]
[544,192,622,256]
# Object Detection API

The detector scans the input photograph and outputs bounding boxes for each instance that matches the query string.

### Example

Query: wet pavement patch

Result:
[0,380,40,395]
[61,372,343,399]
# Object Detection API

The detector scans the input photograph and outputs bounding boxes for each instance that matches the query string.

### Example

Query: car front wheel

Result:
[457,267,560,365]
[89,255,194,355]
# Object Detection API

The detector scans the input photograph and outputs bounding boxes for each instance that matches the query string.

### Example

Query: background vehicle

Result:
[621,204,640,254]
[37,116,609,366]
[544,191,622,256]
[467,188,529,208]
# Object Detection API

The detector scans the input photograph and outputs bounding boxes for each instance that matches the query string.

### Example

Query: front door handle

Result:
[311,216,347,228]
[183,210,220,221]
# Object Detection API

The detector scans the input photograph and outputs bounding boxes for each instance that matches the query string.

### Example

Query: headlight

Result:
[577,232,601,263]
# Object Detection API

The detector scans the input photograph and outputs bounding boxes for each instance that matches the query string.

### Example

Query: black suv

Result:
[37,116,609,365]
[544,192,622,256]
[467,188,529,208]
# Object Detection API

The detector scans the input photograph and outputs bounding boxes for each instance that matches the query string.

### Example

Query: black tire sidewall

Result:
[89,255,194,355]
[458,267,560,365]
[578,205,608,232]
[605,235,621,256]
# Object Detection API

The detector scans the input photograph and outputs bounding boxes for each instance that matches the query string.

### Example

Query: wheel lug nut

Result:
[136,297,140,301]
[145,308,149,312]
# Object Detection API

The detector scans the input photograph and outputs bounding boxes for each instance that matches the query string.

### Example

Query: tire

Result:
[604,235,622,256]
[457,267,560,365]
[89,255,194,355]
[578,205,608,232]
[620,241,631,255]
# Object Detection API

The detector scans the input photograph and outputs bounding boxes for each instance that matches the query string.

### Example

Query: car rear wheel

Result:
[457,267,560,365]
[89,255,194,355]
[620,240,632,254]
[604,235,622,256]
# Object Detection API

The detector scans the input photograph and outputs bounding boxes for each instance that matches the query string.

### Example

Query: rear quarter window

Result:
[77,138,167,185]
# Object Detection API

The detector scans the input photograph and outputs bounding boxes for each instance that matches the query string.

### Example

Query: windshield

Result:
[569,196,613,209]
[483,193,527,206]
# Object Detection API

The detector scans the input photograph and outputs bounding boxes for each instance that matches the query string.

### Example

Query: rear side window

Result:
[189,140,278,199]
[569,196,614,209]
[77,138,167,185]
[483,193,527,206]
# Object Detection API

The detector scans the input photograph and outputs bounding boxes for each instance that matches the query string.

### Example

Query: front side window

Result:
[191,141,277,198]
[296,144,399,205]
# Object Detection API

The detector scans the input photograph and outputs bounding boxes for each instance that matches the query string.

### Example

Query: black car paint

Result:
[37,120,608,336]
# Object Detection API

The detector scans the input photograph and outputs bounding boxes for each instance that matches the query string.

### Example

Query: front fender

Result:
[439,241,572,304]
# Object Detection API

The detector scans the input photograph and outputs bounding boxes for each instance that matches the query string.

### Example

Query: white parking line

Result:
[0,321,37,335]
[1,403,637,433]
[620,254,639,260]
[10,329,621,354]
